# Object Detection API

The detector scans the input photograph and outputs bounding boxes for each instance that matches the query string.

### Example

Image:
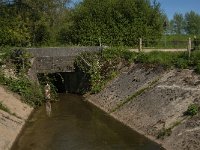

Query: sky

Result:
[157,0,200,20]
[70,0,200,20]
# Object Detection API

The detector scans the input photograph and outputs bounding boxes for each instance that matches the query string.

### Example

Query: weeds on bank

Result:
[0,47,45,107]
[110,77,160,113]
[157,120,182,139]
[0,101,22,118]
[75,47,200,94]
[0,101,11,114]
[184,104,199,116]
[75,47,134,94]
[0,72,44,107]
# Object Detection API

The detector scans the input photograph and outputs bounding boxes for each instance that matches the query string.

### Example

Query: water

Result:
[12,94,163,150]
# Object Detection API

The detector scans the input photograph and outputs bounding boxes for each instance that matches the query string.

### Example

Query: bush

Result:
[0,71,44,107]
[184,104,199,116]
[157,128,172,139]
[175,58,189,69]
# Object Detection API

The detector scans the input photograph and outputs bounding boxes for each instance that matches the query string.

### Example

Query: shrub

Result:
[184,104,199,116]
[157,128,172,139]
[195,63,200,74]
[175,58,189,69]
[0,71,44,107]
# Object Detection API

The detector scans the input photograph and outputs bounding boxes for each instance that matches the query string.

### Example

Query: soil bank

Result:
[86,64,200,150]
[0,86,33,150]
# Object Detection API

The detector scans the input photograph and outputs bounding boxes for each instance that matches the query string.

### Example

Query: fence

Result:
[135,38,200,52]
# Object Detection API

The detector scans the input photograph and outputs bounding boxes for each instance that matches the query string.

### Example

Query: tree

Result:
[61,0,165,46]
[185,11,200,35]
[0,0,71,46]
[170,13,185,34]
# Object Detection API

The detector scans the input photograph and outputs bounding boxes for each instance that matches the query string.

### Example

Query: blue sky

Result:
[70,0,200,20]
[157,0,200,19]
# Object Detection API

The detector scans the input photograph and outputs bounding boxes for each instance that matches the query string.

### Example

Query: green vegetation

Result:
[0,101,11,114]
[136,50,200,70]
[157,120,182,139]
[0,0,71,47]
[0,47,45,107]
[0,72,44,107]
[167,11,200,35]
[75,46,200,94]
[1,0,200,48]
[63,0,164,46]
[0,0,165,47]
[75,47,137,94]
[157,127,172,139]
[184,104,199,116]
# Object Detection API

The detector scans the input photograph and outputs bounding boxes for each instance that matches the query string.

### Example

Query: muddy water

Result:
[12,94,163,150]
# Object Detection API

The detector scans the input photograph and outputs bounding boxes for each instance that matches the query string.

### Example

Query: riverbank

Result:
[0,86,33,150]
[86,64,200,150]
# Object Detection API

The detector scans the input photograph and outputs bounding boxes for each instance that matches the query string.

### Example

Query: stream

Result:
[12,94,163,150]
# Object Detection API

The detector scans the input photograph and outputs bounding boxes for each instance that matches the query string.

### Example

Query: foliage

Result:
[74,47,200,94]
[157,121,182,139]
[169,13,185,35]
[75,52,103,93]
[37,73,59,101]
[75,47,135,94]
[185,11,200,35]
[0,72,44,107]
[184,104,199,116]
[0,0,72,47]
[157,128,172,139]
[168,11,200,36]
[136,51,183,67]
[103,47,137,62]
[64,0,165,46]
[0,47,32,74]
[0,47,46,107]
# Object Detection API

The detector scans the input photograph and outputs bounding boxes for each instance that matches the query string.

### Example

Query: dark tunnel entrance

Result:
[37,71,90,94]
[37,73,66,93]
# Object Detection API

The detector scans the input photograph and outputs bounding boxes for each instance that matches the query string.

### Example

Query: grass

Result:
[157,120,183,139]
[75,47,200,95]
[0,101,11,114]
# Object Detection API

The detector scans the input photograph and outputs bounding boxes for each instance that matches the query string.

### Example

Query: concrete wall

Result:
[87,64,200,150]
[28,46,102,74]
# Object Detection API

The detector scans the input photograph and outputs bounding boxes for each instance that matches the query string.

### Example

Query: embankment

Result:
[87,64,200,150]
[0,86,33,150]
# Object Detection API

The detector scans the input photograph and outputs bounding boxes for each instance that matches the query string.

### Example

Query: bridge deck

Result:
[28,47,102,73]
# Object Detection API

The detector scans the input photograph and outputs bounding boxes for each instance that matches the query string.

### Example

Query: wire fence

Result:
[142,40,189,49]
[135,38,200,51]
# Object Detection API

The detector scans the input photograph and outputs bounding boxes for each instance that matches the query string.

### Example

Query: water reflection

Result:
[45,101,51,117]
[12,94,164,150]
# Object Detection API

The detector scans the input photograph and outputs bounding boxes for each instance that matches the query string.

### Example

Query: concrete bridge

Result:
[28,47,102,74]
[27,47,102,92]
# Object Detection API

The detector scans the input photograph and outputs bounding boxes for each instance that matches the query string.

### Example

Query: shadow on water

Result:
[12,94,164,150]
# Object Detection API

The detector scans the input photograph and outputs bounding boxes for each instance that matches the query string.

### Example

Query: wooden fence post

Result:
[188,37,191,59]
[139,38,142,52]
[99,37,102,47]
